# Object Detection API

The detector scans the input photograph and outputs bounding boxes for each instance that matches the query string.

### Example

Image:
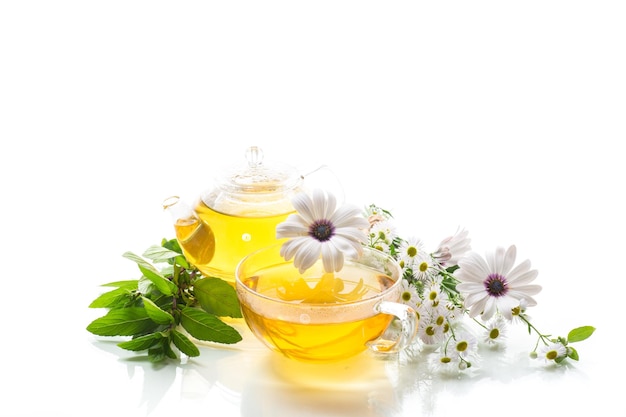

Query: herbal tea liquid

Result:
[185,200,293,281]
[239,263,396,362]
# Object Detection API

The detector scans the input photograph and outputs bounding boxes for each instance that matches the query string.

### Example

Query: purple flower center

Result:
[484,273,508,297]
[309,219,335,242]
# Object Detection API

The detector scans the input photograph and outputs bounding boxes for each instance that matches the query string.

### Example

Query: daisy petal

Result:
[293,239,321,273]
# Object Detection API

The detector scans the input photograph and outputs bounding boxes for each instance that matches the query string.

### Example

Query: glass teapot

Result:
[163,146,342,283]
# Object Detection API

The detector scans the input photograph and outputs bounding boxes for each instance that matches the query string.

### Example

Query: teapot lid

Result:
[217,146,302,194]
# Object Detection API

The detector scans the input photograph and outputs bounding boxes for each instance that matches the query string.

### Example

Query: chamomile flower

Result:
[456,245,542,321]
[276,189,370,273]
[451,331,479,360]
[397,237,425,270]
[418,321,446,345]
[400,280,421,311]
[412,255,436,282]
[423,281,448,308]
[369,219,397,247]
[431,352,460,375]
[483,316,507,345]
[537,342,567,364]
[510,299,530,324]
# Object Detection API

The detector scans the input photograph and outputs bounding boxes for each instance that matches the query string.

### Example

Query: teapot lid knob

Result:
[245,146,264,168]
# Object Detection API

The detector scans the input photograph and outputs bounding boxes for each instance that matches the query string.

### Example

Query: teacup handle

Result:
[367,301,418,353]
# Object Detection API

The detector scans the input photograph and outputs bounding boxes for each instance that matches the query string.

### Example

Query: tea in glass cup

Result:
[235,244,418,362]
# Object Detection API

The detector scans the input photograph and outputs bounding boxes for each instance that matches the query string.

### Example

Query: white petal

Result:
[457,255,490,283]
[462,289,488,306]
[330,235,362,259]
[506,260,534,282]
[321,242,344,272]
[468,296,488,318]
[508,268,538,286]
[293,239,322,273]
[502,245,517,275]
[331,204,366,227]
[481,297,497,320]
[276,215,310,238]
[292,192,316,223]
[509,285,542,298]
[487,246,504,275]
[311,189,335,220]
[334,227,368,246]
[280,238,307,261]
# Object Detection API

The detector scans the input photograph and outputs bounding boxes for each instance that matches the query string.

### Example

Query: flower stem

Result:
[518,313,551,346]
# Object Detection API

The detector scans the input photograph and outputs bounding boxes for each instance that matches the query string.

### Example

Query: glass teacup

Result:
[235,244,418,362]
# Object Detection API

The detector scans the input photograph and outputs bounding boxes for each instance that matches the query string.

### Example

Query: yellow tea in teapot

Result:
[238,262,397,362]
[184,200,293,281]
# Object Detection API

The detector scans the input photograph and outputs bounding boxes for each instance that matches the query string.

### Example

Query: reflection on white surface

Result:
[82,320,606,417]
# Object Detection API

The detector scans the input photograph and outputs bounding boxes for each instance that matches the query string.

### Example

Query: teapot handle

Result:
[301,165,345,204]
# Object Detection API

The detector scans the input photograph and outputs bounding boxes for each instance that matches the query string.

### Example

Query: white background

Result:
[1,1,624,416]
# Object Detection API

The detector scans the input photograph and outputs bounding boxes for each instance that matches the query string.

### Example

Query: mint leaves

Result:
[87,238,242,362]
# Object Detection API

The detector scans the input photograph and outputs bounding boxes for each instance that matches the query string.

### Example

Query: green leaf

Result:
[138,276,156,294]
[193,277,242,318]
[142,245,182,263]
[89,287,133,308]
[142,297,175,324]
[163,340,178,359]
[123,251,176,296]
[568,326,596,343]
[180,307,242,344]
[161,239,190,268]
[148,346,167,362]
[118,332,164,351]
[86,307,155,336]
[139,265,177,296]
[100,280,139,290]
[171,329,200,357]
[162,238,183,253]
[568,346,580,361]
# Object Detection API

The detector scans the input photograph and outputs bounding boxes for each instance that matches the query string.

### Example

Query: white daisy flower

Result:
[483,316,507,345]
[510,299,530,324]
[397,237,425,269]
[369,219,397,246]
[433,227,472,267]
[455,245,542,321]
[431,353,460,375]
[400,280,421,311]
[537,342,567,364]
[276,189,370,273]
[417,300,452,345]
[413,255,437,282]
[417,321,446,345]
[452,331,479,360]
[423,281,448,308]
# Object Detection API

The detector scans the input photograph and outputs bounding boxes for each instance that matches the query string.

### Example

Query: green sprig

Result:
[86,238,243,362]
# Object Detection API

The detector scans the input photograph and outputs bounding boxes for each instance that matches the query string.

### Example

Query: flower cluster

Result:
[276,189,594,372]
